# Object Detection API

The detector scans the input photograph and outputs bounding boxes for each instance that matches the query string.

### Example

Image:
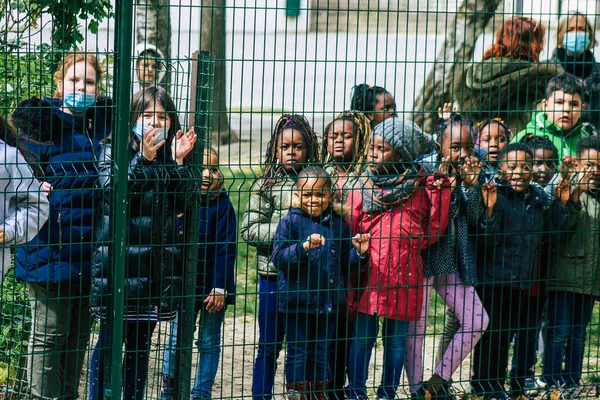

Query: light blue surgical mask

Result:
[132,121,169,145]
[63,92,96,113]
[563,31,590,56]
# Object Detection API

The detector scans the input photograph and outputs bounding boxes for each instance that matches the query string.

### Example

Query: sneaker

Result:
[560,385,584,399]
[524,377,548,396]
[160,374,176,400]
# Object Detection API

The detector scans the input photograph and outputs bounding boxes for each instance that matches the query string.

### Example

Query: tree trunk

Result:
[201,0,239,145]
[135,0,171,87]
[411,0,502,133]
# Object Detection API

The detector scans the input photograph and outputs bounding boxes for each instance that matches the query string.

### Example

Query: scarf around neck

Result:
[359,166,422,213]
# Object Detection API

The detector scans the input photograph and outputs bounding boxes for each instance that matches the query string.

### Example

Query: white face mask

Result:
[132,121,168,145]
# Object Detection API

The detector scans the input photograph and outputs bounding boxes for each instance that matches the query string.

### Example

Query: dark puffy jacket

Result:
[11,97,111,284]
[196,191,237,307]
[91,140,195,316]
[476,181,571,290]
[272,207,366,314]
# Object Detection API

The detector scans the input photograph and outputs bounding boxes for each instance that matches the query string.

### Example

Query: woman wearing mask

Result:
[549,12,600,130]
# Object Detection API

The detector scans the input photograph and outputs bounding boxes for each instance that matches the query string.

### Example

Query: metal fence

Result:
[1,1,600,400]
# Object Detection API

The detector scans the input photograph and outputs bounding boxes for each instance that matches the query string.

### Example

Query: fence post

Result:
[106,0,134,398]
[173,50,211,399]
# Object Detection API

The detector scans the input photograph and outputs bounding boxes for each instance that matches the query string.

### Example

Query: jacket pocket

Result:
[488,247,521,282]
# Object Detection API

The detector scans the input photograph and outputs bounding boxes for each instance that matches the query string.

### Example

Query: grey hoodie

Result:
[0,141,49,282]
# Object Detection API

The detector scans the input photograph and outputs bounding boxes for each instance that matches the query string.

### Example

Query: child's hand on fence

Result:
[560,155,580,181]
[481,182,497,219]
[204,289,225,313]
[437,156,452,176]
[555,177,572,206]
[303,234,325,252]
[0,227,7,244]
[172,127,197,165]
[437,102,457,120]
[460,156,482,187]
[352,233,371,256]
[40,182,52,197]
[141,128,166,161]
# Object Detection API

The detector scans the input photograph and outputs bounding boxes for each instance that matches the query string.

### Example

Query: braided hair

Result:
[520,135,559,162]
[322,110,372,174]
[434,113,474,145]
[350,84,391,115]
[258,114,320,193]
[476,118,512,145]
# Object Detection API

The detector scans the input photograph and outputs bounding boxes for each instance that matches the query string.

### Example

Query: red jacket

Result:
[346,175,451,321]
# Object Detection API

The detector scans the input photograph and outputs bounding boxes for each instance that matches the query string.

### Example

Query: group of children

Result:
[0,52,598,400]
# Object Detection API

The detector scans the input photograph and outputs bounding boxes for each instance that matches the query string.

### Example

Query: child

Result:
[543,136,600,399]
[160,146,236,400]
[89,86,197,400]
[512,75,591,159]
[11,52,111,400]
[507,136,559,396]
[406,115,489,399]
[346,118,451,400]
[134,43,166,92]
[477,118,512,164]
[272,166,370,400]
[322,110,372,399]
[470,143,573,400]
[323,110,372,199]
[350,84,397,127]
[0,115,49,283]
[240,114,320,400]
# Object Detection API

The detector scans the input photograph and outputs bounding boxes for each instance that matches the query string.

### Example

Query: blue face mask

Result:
[563,31,590,56]
[132,122,169,145]
[63,92,96,113]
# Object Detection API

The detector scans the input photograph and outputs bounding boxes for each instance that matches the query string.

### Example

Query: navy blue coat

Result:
[196,191,237,308]
[476,181,571,290]
[272,208,366,314]
[11,97,110,284]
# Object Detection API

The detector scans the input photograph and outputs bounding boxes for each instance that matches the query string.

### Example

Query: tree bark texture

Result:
[411,0,502,134]
[201,0,239,145]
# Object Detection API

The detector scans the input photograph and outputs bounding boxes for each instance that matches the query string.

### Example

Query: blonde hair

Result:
[557,12,597,51]
[53,53,104,97]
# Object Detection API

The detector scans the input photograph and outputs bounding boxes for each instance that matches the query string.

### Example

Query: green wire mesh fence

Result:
[1,1,600,400]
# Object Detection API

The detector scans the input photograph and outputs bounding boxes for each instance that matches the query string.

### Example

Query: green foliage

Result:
[0,0,114,50]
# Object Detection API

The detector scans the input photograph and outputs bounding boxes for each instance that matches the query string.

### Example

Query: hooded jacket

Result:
[511,111,591,160]
[455,57,559,132]
[11,97,111,284]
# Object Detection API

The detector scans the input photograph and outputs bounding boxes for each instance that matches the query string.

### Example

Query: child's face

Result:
[368,134,400,175]
[201,151,223,192]
[326,120,355,163]
[500,150,533,192]
[59,61,99,97]
[478,123,508,162]
[439,125,474,170]
[545,90,584,132]
[137,101,171,129]
[370,93,396,125]
[532,148,558,186]
[577,148,600,192]
[295,177,332,217]
[276,128,305,172]
[137,58,157,84]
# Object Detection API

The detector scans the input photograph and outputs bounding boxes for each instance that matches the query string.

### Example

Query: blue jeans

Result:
[284,313,335,384]
[89,320,157,400]
[252,277,286,400]
[163,309,225,399]
[348,312,409,399]
[543,291,595,386]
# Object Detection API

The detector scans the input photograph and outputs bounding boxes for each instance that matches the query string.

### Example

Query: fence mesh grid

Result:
[1,1,600,400]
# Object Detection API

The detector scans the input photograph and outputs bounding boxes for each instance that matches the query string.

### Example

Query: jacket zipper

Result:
[57,211,63,250]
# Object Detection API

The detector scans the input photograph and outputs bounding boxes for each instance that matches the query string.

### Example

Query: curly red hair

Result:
[483,16,546,62]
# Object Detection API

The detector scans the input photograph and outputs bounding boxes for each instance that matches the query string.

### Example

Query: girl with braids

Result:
[240,114,320,400]
[407,113,489,400]
[321,110,371,399]
[350,84,397,127]
[323,110,372,200]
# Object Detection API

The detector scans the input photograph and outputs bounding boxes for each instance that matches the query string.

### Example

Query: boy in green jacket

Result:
[512,75,591,159]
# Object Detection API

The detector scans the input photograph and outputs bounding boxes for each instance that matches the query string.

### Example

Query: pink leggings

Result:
[405,273,489,392]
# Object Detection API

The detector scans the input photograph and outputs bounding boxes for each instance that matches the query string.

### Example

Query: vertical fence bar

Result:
[106,0,134,398]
